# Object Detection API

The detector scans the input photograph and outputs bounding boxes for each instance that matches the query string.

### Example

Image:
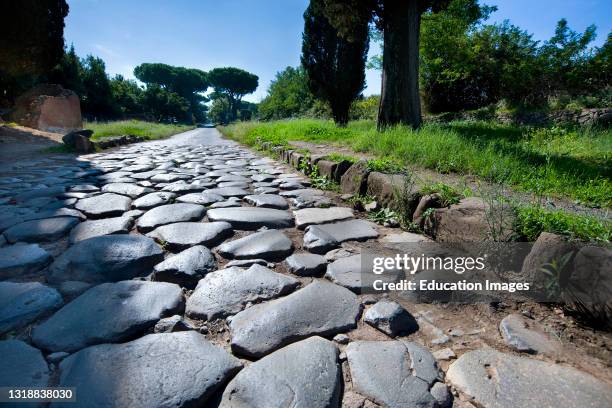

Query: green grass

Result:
[324,153,357,163]
[515,206,611,242]
[220,119,611,208]
[85,120,195,141]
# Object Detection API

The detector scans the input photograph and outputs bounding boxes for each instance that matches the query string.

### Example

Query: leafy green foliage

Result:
[324,153,357,163]
[208,67,258,122]
[420,182,462,206]
[367,208,400,225]
[259,67,315,120]
[515,206,610,242]
[302,0,369,126]
[366,158,404,174]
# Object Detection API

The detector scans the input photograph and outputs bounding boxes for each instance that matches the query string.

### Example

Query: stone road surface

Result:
[1,127,611,408]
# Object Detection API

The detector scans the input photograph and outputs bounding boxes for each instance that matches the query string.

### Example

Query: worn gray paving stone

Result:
[153,314,193,333]
[205,187,250,198]
[148,221,233,250]
[218,229,293,260]
[209,197,242,208]
[136,203,205,232]
[0,243,52,279]
[47,235,163,284]
[220,336,340,408]
[0,340,50,390]
[150,173,191,183]
[68,184,99,193]
[304,219,378,253]
[68,216,133,243]
[499,313,562,354]
[229,280,361,358]
[285,253,327,276]
[346,341,441,408]
[75,193,132,218]
[243,194,288,209]
[207,207,294,230]
[176,192,224,205]
[325,254,401,293]
[251,173,276,182]
[0,281,63,334]
[3,217,79,243]
[28,207,86,221]
[364,300,419,337]
[14,186,65,203]
[186,265,299,321]
[225,259,272,268]
[153,246,216,289]
[131,192,176,210]
[101,182,153,198]
[52,332,242,408]
[253,186,279,195]
[447,349,612,408]
[293,207,354,229]
[32,281,184,353]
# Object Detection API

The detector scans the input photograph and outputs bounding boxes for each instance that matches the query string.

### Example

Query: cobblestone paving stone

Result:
[1,128,610,407]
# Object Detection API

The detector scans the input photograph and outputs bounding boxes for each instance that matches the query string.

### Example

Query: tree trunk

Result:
[331,101,350,127]
[377,0,422,130]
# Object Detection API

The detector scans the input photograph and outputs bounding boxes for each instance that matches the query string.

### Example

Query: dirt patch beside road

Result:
[0,124,68,167]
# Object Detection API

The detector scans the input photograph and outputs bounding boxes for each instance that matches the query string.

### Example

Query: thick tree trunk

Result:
[377,0,422,130]
[331,101,350,127]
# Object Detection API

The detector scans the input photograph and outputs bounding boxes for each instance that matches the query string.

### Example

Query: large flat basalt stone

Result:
[217,229,293,260]
[304,219,378,253]
[47,235,163,284]
[54,332,242,408]
[32,280,184,352]
[220,336,340,408]
[136,203,205,232]
[68,216,133,243]
[148,221,233,250]
[207,207,294,230]
[75,193,132,218]
[447,349,612,408]
[0,340,50,391]
[3,217,79,243]
[346,341,441,408]
[186,264,299,320]
[229,280,361,358]
[293,207,353,229]
[101,182,153,198]
[0,243,52,279]
[0,281,63,334]
[152,246,216,289]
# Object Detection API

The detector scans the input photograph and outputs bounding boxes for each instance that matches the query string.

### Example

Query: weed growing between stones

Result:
[298,161,340,192]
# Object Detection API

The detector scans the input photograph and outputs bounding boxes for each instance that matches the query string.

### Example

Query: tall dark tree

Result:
[0,0,69,106]
[208,67,259,122]
[301,0,369,126]
[48,45,85,96]
[321,0,451,129]
[134,63,209,122]
[81,56,115,118]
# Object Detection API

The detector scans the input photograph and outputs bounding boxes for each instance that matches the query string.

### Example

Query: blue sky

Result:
[65,0,611,102]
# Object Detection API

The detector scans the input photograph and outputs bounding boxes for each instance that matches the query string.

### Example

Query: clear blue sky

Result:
[65,0,611,102]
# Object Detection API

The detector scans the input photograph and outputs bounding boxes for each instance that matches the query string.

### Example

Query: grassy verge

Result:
[85,120,195,141]
[220,119,611,208]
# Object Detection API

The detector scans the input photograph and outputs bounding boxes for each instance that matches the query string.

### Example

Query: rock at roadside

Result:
[340,160,370,195]
[220,336,340,408]
[75,193,132,218]
[229,280,361,358]
[148,221,233,250]
[520,232,576,292]
[186,265,299,321]
[63,129,94,147]
[0,340,49,390]
[217,229,293,261]
[346,340,441,408]
[136,203,205,232]
[68,216,133,243]
[153,246,216,289]
[47,235,163,284]
[285,253,327,276]
[207,207,294,230]
[499,313,561,354]
[154,315,192,333]
[0,281,63,334]
[364,300,419,337]
[55,332,242,408]
[304,219,378,253]
[0,243,52,279]
[3,217,79,243]
[32,281,184,352]
[293,207,354,229]
[447,349,612,408]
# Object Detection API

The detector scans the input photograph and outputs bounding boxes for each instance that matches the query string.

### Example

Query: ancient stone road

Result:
[1,128,611,408]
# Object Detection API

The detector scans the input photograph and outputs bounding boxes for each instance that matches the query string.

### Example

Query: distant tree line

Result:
[260,0,610,127]
[0,1,259,124]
